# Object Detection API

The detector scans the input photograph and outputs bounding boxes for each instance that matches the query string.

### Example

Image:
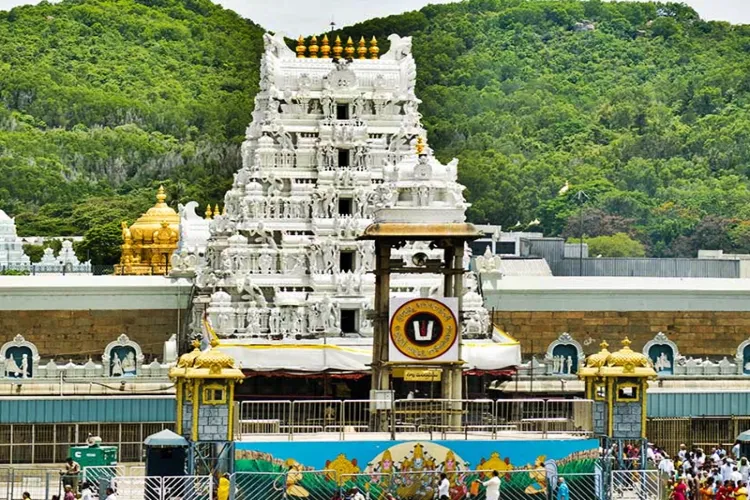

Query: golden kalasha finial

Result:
[333,35,343,59]
[369,36,379,59]
[205,204,213,219]
[321,35,331,58]
[222,205,227,215]
[357,37,367,59]
[309,36,319,58]
[156,185,167,204]
[415,137,426,155]
[621,337,632,348]
[296,35,306,58]
[600,340,609,350]
[214,204,220,216]
[345,36,355,59]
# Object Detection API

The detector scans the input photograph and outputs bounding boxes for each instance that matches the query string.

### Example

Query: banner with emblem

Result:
[388,297,460,363]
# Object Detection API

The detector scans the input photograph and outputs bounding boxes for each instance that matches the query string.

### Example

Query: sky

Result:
[0,0,749,35]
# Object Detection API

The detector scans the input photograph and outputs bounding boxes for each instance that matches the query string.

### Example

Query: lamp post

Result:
[574,190,589,276]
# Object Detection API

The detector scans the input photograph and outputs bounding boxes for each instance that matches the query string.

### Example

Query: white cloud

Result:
[0,0,748,35]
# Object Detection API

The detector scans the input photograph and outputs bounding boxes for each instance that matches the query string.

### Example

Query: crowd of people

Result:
[651,442,750,499]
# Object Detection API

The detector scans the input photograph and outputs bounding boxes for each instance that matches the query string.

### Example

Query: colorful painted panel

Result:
[235,438,599,499]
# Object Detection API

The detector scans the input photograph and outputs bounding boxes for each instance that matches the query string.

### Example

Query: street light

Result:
[574,190,590,276]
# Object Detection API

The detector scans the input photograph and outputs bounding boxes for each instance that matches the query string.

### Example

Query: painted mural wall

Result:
[235,438,600,500]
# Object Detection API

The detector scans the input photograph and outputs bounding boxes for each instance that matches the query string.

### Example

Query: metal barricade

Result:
[4,468,59,500]
[545,399,594,436]
[338,472,394,498]
[233,470,334,500]
[340,400,377,437]
[292,400,343,436]
[495,398,546,434]
[393,399,451,434]
[610,469,665,500]
[498,470,600,500]
[239,400,292,436]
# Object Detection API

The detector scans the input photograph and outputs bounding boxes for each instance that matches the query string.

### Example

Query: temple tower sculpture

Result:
[579,338,656,438]
[183,32,508,378]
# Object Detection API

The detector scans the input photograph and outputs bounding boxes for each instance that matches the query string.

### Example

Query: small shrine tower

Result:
[116,186,180,275]
[579,338,656,438]
[169,341,244,442]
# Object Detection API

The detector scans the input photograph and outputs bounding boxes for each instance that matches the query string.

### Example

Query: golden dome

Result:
[129,186,180,242]
[194,347,236,372]
[177,341,201,368]
[607,337,651,368]
[584,341,611,368]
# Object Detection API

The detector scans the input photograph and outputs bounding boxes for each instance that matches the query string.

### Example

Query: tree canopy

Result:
[3,0,750,262]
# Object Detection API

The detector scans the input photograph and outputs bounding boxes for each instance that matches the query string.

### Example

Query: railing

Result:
[238,398,594,440]
[232,469,606,500]
[0,469,209,500]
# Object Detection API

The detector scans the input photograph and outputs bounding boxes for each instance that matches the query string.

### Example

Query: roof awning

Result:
[217,330,520,374]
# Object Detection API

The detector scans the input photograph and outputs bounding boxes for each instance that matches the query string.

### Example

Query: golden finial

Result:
[156,185,167,204]
[321,35,330,58]
[333,35,343,59]
[191,339,201,349]
[309,36,319,58]
[600,340,609,350]
[296,35,306,58]
[345,36,355,59]
[214,204,220,216]
[369,36,379,59]
[416,136,426,155]
[222,205,227,215]
[205,204,213,219]
[357,37,367,59]
[621,337,632,348]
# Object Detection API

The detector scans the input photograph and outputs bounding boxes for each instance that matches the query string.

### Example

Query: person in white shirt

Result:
[734,442,742,459]
[659,458,675,477]
[740,457,750,482]
[351,488,365,500]
[732,466,743,483]
[483,470,501,500]
[79,482,94,500]
[104,487,117,500]
[437,473,450,500]
[722,459,734,482]
[678,444,687,461]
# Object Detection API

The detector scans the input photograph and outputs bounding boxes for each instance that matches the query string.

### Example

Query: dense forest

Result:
[2,0,750,263]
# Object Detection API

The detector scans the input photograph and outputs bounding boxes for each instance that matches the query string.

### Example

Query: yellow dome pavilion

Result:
[579,338,656,378]
[115,186,180,275]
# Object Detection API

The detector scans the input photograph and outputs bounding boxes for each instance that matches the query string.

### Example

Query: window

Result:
[203,384,227,405]
[616,382,639,402]
[336,104,349,120]
[339,251,355,272]
[340,309,357,334]
[338,149,350,167]
[594,383,607,401]
[338,198,353,215]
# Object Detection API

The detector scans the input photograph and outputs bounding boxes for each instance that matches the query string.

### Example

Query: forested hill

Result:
[3,0,750,263]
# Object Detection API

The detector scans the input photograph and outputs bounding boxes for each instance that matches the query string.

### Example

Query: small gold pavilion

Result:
[170,341,244,442]
[115,186,180,275]
[579,338,656,438]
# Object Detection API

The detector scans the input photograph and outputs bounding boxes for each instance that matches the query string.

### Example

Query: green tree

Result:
[572,233,647,257]
[76,222,122,266]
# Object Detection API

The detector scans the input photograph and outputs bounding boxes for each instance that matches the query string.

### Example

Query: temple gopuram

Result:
[116,186,180,275]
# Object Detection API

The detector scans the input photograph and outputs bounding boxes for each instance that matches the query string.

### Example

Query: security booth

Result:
[144,429,189,477]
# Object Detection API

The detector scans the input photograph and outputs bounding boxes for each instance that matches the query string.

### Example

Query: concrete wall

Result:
[492,310,750,357]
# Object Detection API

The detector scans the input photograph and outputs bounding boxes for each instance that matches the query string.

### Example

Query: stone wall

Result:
[492,311,750,357]
[612,403,642,439]
[0,309,182,360]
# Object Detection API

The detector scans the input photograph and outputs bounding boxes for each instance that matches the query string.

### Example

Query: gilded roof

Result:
[194,348,236,371]
[129,186,179,236]
[585,341,610,368]
[176,342,201,368]
[607,338,650,368]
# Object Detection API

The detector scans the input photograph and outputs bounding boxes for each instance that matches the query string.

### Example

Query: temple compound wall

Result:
[0,275,191,360]
[491,310,750,358]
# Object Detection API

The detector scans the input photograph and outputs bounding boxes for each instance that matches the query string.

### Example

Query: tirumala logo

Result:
[390,298,458,361]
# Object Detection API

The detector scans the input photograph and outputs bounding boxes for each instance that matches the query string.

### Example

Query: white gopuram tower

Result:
[188,33,519,376]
